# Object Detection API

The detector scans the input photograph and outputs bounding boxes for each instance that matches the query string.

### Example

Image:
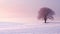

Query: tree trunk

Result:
[44,17,47,23]
[45,18,46,23]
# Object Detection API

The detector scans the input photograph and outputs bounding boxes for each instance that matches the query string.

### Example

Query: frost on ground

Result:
[0,22,60,34]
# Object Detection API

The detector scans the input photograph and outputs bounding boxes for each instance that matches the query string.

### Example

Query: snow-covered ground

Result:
[0,22,60,34]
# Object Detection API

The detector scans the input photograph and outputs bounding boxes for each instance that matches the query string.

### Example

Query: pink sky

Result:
[0,0,60,23]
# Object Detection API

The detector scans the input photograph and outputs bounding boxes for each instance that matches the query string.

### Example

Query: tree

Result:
[38,7,55,23]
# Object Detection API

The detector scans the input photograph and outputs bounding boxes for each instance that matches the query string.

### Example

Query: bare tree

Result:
[38,7,55,23]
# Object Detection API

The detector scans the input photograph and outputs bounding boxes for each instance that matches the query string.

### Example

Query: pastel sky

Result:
[0,0,60,23]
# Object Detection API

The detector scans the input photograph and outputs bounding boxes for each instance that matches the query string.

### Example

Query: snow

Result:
[0,22,60,34]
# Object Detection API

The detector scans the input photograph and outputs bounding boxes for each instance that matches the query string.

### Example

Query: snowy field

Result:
[0,22,60,34]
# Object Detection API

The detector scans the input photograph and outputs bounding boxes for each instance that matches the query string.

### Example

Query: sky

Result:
[0,0,60,23]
